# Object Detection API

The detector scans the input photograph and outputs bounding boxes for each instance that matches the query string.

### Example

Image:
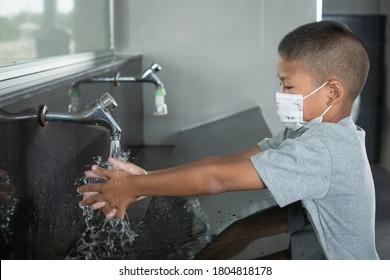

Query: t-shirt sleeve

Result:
[257,129,287,151]
[250,136,331,207]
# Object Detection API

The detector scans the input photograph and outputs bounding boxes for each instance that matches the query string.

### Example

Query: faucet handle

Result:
[150,63,162,73]
[38,104,49,127]
[99,92,118,111]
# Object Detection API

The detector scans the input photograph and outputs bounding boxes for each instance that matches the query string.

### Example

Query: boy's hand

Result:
[108,158,148,175]
[106,158,148,205]
[82,158,147,220]
[81,191,118,220]
[84,157,147,179]
[79,164,144,220]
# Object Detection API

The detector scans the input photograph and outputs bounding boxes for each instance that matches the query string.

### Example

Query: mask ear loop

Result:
[320,103,333,117]
[303,81,329,100]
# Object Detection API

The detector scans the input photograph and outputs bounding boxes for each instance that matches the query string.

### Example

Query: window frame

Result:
[0,0,115,106]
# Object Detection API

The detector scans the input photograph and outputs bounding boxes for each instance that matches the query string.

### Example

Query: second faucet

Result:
[70,63,168,116]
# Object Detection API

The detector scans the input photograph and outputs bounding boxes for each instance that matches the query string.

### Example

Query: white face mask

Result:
[276,81,333,131]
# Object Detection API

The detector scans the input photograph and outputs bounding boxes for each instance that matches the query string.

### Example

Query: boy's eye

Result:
[279,83,293,92]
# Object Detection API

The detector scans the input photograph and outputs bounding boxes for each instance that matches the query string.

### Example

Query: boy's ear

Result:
[326,79,346,105]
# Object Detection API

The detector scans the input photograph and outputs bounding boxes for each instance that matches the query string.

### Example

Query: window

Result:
[0,0,114,103]
[0,0,113,66]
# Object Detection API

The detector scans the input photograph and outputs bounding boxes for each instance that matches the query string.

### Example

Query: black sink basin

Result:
[0,121,111,259]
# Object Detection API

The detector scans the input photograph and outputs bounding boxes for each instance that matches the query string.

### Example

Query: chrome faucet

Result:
[70,62,168,116]
[0,109,37,123]
[0,92,121,141]
[39,92,122,141]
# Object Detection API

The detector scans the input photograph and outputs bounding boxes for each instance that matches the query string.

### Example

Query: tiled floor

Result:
[372,165,390,260]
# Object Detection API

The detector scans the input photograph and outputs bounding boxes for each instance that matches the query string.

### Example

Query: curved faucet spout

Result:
[39,92,122,140]
[0,109,37,123]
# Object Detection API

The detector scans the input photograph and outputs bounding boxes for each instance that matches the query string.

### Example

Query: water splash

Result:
[66,205,137,259]
[0,174,18,245]
[67,149,137,259]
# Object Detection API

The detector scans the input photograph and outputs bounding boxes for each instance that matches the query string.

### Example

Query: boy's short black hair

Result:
[278,20,370,100]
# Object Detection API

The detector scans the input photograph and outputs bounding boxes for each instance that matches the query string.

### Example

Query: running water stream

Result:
[66,140,138,259]
[109,139,121,159]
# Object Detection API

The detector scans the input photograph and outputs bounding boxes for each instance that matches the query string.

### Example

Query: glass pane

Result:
[0,0,112,67]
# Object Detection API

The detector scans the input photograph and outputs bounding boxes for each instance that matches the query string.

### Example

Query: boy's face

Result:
[277,56,330,122]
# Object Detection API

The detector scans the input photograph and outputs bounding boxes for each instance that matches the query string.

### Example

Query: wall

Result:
[323,0,380,14]
[379,0,390,171]
[124,0,318,145]
[324,0,390,171]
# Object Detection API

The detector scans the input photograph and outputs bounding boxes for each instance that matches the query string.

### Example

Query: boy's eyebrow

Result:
[277,75,289,81]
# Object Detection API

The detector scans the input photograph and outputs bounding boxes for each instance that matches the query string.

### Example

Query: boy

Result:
[78,21,379,260]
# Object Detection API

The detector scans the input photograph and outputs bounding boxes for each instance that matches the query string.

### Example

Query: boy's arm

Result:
[85,146,261,178]
[78,151,264,219]
[148,146,261,175]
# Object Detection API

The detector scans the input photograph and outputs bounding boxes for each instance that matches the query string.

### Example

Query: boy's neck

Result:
[325,103,353,123]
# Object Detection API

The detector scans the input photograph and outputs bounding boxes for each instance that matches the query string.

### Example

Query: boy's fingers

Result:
[108,158,126,169]
[79,191,104,206]
[82,191,99,199]
[105,208,117,220]
[84,170,103,178]
[91,165,113,178]
[92,201,106,210]
[116,207,126,220]
[78,184,103,194]
[102,204,115,214]
[108,158,145,175]
[108,158,136,173]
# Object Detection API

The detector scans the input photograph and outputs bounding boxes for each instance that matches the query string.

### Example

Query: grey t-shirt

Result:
[250,116,379,259]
